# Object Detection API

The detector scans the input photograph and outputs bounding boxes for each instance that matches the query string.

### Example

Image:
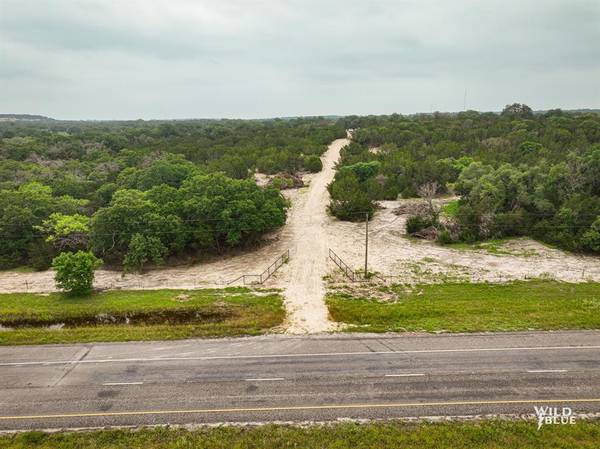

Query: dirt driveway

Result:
[279,137,348,333]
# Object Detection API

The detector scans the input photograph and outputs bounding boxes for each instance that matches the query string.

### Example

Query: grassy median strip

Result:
[0,288,284,345]
[1,421,599,448]
[327,280,600,333]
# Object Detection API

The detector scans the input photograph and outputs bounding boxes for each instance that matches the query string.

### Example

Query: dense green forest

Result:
[330,105,600,253]
[0,118,345,270]
[3,106,600,272]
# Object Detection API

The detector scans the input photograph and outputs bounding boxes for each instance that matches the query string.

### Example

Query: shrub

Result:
[339,161,380,182]
[303,155,323,173]
[328,171,376,221]
[406,215,434,234]
[52,251,102,295]
[437,229,454,245]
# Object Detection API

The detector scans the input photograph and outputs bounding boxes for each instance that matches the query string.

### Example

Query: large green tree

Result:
[0,183,86,269]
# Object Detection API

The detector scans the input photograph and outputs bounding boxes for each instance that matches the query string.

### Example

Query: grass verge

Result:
[327,280,600,333]
[0,288,284,345]
[1,421,599,449]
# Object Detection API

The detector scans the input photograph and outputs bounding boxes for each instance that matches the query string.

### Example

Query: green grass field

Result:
[0,288,284,345]
[1,421,598,449]
[327,280,600,333]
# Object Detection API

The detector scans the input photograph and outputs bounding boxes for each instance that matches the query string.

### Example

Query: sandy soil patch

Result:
[325,199,600,285]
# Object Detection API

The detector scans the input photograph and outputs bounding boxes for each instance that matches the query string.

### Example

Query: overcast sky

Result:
[1,0,599,120]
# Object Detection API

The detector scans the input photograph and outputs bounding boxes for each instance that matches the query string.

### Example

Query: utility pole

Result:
[364,212,369,278]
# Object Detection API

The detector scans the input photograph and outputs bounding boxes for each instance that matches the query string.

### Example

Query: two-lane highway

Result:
[1,331,600,430]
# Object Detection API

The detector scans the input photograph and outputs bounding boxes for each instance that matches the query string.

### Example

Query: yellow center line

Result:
[2,398,600,421]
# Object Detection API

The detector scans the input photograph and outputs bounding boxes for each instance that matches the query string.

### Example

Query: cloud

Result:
[0,0,599,119]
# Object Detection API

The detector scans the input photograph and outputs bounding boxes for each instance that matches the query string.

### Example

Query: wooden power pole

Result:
[364,212,369,278]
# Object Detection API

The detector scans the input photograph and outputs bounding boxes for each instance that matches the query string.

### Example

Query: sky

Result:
[1,0,599,120]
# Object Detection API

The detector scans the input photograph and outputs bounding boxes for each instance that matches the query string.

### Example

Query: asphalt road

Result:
[1,331,600,431]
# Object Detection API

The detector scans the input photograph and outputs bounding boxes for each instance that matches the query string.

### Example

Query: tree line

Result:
[329,105,600,253]
[0,118,345,270]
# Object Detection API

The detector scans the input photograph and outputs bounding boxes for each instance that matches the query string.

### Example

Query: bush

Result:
[303,155,323,173]
[406,215,434,234]
[437,229,454,245]
[339,161,380,182]
[52,251,102,295]
[328,172,376,221]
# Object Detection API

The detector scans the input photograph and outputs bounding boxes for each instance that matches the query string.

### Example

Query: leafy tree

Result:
[211,155,249,179]
[116,154,198,190]
[90,189,183,263]
[328,171,375,221]
[519,141,543,154]
[180,173,288,249]
[582,217,600,252]
[454,162,493,195]
[123,233,167,273]
[501,103,534,119]
[0,183,86,268]
[89,172,288,264]
[36,213,90,251]
[52,251,102,295]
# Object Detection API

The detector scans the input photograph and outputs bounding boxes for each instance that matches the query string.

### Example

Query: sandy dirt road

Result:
[281,137,349,333]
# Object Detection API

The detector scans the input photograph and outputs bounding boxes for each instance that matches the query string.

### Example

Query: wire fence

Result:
[7,251,292,293]
[328,248,357,282]
[328,248,403,284]
[227,249,290,286]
